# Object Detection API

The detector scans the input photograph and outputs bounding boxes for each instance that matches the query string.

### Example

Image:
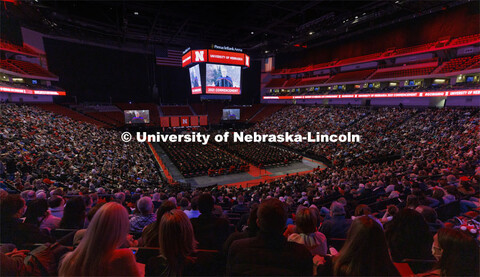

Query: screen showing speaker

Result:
[189,64,202,94]
[206,64,241,95]
[222,109,240,120]
[124,110,150,124]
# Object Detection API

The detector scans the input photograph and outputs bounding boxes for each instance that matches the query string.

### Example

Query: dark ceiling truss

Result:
[239,0,324,44]
[9,0,474,55]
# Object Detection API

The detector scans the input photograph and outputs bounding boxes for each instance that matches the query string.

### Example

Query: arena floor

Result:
[185,158,325,188]
[152,142,326,188]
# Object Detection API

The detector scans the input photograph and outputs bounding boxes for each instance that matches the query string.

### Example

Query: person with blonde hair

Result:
[145,209,198,276]
[58,202,140,276]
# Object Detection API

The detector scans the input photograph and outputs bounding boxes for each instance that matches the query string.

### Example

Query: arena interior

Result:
[0,1,479,276]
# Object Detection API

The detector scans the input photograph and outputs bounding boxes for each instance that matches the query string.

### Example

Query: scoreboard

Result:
[183,47,250,95]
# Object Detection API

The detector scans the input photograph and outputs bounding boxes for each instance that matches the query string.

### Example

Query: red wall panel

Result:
[160,117,170,127]
[170,116,179,127]
[190,116,199,126]
[199,115,208,126]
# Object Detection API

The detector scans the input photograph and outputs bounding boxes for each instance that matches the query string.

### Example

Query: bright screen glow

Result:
[222,109,240,120]
[189,65,202,94]
[206,64,241,95]
[124,110,150,124]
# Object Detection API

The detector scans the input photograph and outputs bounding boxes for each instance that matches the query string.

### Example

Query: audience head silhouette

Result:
[158,209,197,275]
[59,202,130,276]
[334,216,399,276]
[257,198,287,234]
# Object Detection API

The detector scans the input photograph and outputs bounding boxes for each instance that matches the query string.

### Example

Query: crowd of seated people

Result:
[160,135,302,176]
[1,168,479,276]
[251,105,479,169]
[307,107,418,166]
[0,104,165,193]
[219,142,302,167]
[250,105,367,155]
[159,141,246,177]
[1,102,480,276]
[250,105,417,166]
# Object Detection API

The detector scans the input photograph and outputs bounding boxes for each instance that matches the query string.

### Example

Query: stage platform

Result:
[186,158,325,188]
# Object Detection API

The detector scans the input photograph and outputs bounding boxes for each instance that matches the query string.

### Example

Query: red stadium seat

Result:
[265,78,287,88]
[370,66,436,80]
[436,55,480,73]
[326,69,376,83]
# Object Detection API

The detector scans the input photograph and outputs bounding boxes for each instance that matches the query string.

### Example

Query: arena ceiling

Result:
[7,0,472,55]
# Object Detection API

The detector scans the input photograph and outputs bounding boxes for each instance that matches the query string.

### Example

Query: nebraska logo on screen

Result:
[194,50,205,62]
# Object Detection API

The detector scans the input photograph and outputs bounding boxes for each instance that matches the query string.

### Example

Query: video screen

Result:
[124,110,150,124]
[222,109,240,120]
[189,64,202,94]
[206,64,241,95]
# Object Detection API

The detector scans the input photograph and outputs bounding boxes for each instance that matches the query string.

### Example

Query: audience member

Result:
[190,193,230,250]
[141,200,176,247]
[184,196,201,219]
[130,196,156,233]
[48,195,65,218]
[426,228,479,277]
[231,195,249,213]
[333,216,399,276]
[145,210,198,276]
[24,198,61,231]
[59,196,86,230]
[384,209,434,264]
[227,198,313,276]
[0,194,54,248]
[319,201,352,239]
[415,205,444,234]
[288,206,327,256]
[59,202,140,276]
[223,203,259,254]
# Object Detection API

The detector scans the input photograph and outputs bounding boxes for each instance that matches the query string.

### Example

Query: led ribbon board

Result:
[182,49,250,67]
[262,90,480,100]
[0,86,66,95]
